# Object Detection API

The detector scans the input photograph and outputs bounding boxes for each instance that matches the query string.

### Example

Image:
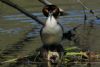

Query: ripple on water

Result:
[3,10,100,23]
[1,10,100,35]
[0,28,23,34]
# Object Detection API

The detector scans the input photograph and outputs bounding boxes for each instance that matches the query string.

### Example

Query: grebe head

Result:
[42,5,60,18]
[48,51,60,63]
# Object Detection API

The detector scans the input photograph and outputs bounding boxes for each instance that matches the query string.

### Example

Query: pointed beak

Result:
[48,12,53,20]
[48,11,53,16]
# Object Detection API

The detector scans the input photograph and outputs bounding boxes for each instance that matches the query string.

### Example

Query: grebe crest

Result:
[42,5,60,18]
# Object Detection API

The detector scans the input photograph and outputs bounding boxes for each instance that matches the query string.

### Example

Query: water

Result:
[1,10,100,36]
[0,28,23,34]
[0,0,100,67]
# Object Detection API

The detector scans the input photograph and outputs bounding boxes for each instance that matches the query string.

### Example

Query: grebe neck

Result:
[45,15,58,27]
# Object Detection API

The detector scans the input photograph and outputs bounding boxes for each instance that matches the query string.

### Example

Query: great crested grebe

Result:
[40,5,64,51]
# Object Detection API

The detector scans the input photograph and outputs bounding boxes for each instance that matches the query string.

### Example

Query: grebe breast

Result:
[40,15,63,45]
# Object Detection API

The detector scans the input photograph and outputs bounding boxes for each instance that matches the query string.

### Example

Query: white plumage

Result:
[41,15,63,45]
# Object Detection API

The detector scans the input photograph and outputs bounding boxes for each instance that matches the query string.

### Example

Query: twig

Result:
[77,0,100,19]
[0,0,44,25]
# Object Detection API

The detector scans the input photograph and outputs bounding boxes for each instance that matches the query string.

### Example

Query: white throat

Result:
[46,15,58,27]
[41,15,63,45]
